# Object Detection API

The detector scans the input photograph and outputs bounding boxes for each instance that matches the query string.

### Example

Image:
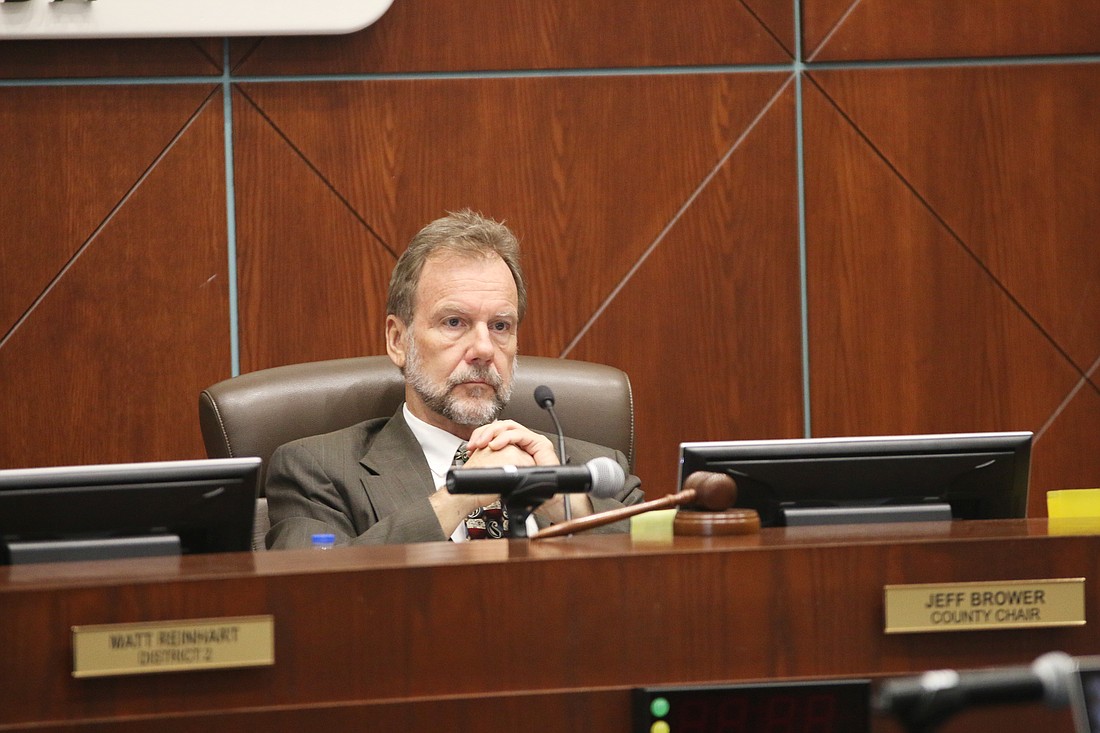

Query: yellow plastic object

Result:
[1047,489,1100,535]
[630,508,677,543]
[1048,488,1100,517]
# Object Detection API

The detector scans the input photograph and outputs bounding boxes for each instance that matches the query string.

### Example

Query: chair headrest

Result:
[199,355,634,492]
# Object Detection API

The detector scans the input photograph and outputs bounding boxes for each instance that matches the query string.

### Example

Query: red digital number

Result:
[803,693,837,732]
[713,697,750,732]
[675,699,711,733]
[762,693,797,732]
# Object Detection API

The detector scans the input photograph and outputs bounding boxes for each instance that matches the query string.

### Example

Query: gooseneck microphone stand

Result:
[534,385,570,522]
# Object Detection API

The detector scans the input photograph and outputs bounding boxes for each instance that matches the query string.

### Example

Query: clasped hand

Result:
[460,420,584,524]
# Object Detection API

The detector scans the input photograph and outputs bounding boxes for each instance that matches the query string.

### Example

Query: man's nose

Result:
[465,323,495,361]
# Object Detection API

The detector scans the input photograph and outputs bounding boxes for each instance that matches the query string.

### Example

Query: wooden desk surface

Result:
[1,519,1096,732]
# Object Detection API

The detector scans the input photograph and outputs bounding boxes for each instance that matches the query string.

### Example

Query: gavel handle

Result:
[532,488,696,540]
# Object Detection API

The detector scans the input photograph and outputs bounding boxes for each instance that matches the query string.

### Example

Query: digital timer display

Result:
[633,679,870,733]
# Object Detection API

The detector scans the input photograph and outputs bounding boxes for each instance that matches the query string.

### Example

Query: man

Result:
[265,210,644,548]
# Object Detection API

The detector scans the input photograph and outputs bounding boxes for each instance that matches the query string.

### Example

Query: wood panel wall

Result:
[1,0,1097,517]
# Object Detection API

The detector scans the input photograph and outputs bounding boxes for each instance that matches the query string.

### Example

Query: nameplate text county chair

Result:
[198,355,635,550]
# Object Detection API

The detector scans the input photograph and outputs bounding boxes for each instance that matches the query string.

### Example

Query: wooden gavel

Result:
[533,470,758,539]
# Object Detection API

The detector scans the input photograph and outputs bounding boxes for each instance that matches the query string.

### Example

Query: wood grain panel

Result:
[228,38,263,70]
[569,79,804,495]
[0,85,223,337]
[7,692,635,733]
[0,89,228,470]
[236,73,789,366]
[233,0,790,75]
[801,0,855,62]
[743,0,797,57]
[812,64,1100,372]
[0,525,1094,733]
[804,0,1100,61]
[2,691,1072,733]
[0,39,221,78]
[232,88,395,373]
[802,79,1081,445]
[1030,382,1100,515]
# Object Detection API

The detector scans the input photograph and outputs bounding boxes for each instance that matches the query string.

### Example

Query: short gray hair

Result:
[386,209,527,325]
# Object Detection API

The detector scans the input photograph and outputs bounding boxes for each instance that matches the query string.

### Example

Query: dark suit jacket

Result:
[265,407,644,549]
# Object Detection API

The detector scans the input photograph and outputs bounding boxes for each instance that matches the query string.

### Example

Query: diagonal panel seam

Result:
[561,73,797,358]
[233,85,395,259]
[230,39,267,74]
[737,0,794,59]
[1035,352,1100,442]
[805,73,1091,381]
[188,39,222,74]
[807,0,864,63]
[0,85,222,353]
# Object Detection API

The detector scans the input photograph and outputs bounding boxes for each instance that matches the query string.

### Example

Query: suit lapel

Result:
[359,409,435,518]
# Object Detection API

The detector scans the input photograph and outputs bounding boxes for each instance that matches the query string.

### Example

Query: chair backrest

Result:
[198,355,635,549]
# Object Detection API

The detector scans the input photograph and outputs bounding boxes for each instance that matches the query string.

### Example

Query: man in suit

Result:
[265,210,644,548]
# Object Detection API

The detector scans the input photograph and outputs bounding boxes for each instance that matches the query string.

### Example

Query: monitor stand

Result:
[782,503,952,527]
[1,535,181,565]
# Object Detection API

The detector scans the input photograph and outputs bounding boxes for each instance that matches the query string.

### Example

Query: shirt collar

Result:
[402,403,466,480]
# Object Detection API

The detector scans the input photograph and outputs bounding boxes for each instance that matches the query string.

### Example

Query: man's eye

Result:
[444,317,462,328]
[492,321,512,332]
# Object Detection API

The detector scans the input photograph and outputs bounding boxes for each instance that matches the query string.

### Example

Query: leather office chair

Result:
[198,355,635,550]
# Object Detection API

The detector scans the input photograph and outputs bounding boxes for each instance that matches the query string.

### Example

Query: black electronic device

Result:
[875,651,1076,732]
[678,432,1031,527]
[633,679,871,733]
[447,456,624,538]
[0,457,260,564]
[1070,657,1100,733]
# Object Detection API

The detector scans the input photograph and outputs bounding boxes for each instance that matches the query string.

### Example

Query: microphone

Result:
[534,385,570,521]
[533,470,738,540]
[447,456,625,500]
[875,651,1076,730]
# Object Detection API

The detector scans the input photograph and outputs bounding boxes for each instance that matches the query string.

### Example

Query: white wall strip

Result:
[0,0,394,39]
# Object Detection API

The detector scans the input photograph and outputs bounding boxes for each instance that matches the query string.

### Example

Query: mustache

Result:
[448,365,504,391]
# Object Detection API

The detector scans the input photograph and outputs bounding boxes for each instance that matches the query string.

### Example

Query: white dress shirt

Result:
[402,403,537,541]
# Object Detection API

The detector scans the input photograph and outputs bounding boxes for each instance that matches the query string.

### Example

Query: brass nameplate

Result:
[72,615,274,678]
[885,578,1085,634]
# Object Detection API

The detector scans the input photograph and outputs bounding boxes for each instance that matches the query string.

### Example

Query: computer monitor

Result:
[0,457,261,564]
[678,432,1031,527]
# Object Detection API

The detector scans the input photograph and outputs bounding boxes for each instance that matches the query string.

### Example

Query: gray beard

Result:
[404,339,516,427]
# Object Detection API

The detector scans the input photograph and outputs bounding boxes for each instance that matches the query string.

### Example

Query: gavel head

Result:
[675,471,759,536]
[682,471,737,511]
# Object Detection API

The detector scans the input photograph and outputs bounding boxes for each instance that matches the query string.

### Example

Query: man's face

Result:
[387,253,519,433]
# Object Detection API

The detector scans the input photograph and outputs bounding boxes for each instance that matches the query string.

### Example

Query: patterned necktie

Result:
[454,442,509,539]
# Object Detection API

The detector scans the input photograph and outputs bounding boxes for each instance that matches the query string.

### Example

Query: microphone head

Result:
[1032,651,1076,707]
[534,384,555,408]
[585,456,626,499]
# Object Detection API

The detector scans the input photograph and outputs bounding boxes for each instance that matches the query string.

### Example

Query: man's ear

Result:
[385,314,408,368]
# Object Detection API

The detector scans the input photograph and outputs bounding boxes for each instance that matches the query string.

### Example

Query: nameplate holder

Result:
[72,615,274,678]
[884,578,1085,634]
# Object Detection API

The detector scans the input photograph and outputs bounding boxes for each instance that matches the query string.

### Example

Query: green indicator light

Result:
[650,696,671,718]
[650,722,670,733]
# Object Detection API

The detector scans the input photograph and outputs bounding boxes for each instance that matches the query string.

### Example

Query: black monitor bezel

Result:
[678,432,1032,527]
[0,457,261,563]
